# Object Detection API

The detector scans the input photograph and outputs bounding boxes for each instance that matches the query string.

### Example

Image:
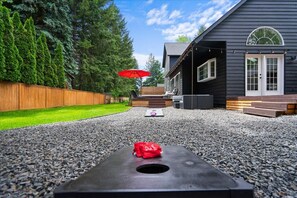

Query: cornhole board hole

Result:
[145,109,164,117]
[54,146,254,198]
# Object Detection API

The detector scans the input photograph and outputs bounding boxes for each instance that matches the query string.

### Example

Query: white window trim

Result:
[245,54,284,96]
[170,72,180,91]
[197,58,216,83]
[170,78,174,90]
[173,72,180,87]
[246,26,285,46]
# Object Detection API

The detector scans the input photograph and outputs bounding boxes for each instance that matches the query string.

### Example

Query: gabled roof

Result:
[162,42,189,68]
[167,0,248,76]
[165,42,189,55]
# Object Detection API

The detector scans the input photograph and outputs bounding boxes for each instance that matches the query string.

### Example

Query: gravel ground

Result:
[0,107,297,198]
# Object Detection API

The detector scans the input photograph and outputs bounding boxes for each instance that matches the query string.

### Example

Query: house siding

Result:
[202,0,297,98]
[169,67,182,94]
[182,65,191,95]
[170,56,179,69]
[196,53,226,106]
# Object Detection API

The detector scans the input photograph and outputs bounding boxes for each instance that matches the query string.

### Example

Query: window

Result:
[246,26,284,46]
[197,58,216,82]
[170,72,180,91]
[170,79,174,91]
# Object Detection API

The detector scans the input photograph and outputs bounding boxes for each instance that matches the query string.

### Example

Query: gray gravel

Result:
[0,107,297,198]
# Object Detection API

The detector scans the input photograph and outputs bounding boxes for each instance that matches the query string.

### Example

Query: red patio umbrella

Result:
[118,69,150,78]
[118,69,151,96]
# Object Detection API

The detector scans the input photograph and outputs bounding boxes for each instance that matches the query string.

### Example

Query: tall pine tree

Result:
[36,35,45,85]
[53,42,65,88]
[1,6,20,82]
[70,0,136,96]
[0,19,5,80]
[42,33,57,87]
[11,12,23,80]
[4,0,77,85]
[143,54,164,87]
[18,18,37,84]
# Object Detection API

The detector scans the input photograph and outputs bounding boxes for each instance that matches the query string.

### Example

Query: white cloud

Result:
[134,53,149,69]
[169,10,182,19]
[134,53,162,70]
[211,0,229,6]
[162,22,198,41]
[146,4,182,26]
[146,0,239,41]
[165,0,237,41]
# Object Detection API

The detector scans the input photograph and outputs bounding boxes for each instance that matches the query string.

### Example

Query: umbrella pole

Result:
[140,77,143,95]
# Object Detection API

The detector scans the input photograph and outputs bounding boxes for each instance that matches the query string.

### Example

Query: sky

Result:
[113,0,240,69]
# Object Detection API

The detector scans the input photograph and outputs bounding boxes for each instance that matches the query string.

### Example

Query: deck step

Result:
[262,98,297,102]
[251,102,296,111]
[148,99,166,108]
[149,104,165,108]
[243,107,285,118]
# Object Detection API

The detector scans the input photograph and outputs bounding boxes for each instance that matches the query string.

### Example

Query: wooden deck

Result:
[132,96,172,108]
[227,94,297,117]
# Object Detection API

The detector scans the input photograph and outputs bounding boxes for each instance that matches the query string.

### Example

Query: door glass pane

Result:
[247,58,258,91]
[266,58,278,91]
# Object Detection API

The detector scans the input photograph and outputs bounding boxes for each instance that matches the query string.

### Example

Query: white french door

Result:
[245,54,284,96]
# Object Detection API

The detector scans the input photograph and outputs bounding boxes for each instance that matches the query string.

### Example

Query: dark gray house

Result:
[165,0,297,108]
[162,43,189,93]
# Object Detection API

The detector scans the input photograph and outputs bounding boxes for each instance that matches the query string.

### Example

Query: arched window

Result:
[246,26,284,46]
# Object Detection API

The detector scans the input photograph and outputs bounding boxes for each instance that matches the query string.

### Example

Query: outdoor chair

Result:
[164,88,178,98]
[130,90,139,99]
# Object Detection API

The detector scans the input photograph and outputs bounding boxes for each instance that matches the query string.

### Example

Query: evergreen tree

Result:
[12,12,21,35]
[18,18,36,84]
[70,0,136,96]
[196,25,206,37]
[1,6,20,82]
[0,19,5,80]
[36,35,45,85]
[27,17,36,56]
[11,12,23,79]
[53,42,65,88]
[143,54,164,87]
[42,33,56,87]
[51,58,58,87]
[4,0,77,85]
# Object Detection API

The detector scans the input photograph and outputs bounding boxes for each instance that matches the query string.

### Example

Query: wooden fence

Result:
[0,82,106,112]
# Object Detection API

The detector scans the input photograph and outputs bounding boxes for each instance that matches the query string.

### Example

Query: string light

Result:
[191,45,294,55]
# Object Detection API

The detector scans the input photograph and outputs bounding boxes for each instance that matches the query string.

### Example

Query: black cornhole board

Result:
[54,146,254,198]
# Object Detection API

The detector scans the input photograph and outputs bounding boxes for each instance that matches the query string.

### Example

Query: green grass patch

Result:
[0,103,131,131]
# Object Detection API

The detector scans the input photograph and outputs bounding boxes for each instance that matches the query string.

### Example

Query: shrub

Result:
[0,19,5,80]
[42,33,57,87]
[53,42,65,88]
[36,35,45,85]
[1,6,20,82]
